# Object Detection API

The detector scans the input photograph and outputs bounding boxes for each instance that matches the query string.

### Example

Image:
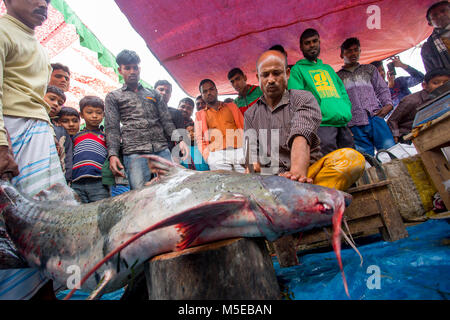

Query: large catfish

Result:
[0,156,352,299]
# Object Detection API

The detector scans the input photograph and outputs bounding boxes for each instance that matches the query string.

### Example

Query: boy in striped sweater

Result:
[71,96,109,203]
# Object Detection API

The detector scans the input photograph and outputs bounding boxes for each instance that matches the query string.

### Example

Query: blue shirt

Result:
[390,66,424,107]
[181,145,209,171]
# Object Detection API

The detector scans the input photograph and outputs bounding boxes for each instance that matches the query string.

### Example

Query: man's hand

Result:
[393,136,399,143]
[178,141,190,161]
[0,145,19,181]
[279,136,313,183]
[387,71,396,88]
[109,155,125,177]
[245,162,261,174]
[54,137,63,159]
[278,170,313,183]
[388,56,408,69]
[374,104,393,118]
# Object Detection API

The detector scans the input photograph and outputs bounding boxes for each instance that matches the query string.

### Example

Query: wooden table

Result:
[405,112,450,210]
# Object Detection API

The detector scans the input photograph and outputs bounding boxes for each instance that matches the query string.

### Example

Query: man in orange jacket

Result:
[194,79,245,172]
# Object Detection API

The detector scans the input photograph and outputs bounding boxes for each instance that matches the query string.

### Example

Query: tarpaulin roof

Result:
[115,0,436,97]
[1,0,121,110]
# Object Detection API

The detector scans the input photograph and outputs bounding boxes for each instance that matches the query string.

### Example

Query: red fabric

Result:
[115,0,435,97]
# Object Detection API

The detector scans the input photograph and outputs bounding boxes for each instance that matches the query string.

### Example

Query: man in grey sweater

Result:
[105,50,188,190]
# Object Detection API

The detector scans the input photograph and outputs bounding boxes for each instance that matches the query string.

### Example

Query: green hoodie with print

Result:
[287,58,352,127]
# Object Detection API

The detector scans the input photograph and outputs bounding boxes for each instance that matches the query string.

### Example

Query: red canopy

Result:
[115,0,435,97]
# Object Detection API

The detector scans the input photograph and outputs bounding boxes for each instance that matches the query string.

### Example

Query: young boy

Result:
[337,37,395,156]
[387,68,450,143]
[57,106,81,137]
[180,124,210,171]
[71,96,109,203]
[45,85,66,124]
[44,86,73,183]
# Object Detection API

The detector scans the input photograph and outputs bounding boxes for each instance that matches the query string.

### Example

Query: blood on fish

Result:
[332,202,350,298]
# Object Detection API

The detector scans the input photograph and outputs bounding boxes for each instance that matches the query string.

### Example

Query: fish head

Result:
[258,176,353,298]
[256,175,351,237]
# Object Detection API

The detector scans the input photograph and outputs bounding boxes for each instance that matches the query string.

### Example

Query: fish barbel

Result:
[0,156,352,298]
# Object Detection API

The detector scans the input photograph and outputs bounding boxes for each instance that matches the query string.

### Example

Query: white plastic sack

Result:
[376,143,418,163]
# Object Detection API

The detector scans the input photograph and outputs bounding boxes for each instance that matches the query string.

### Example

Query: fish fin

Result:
[33,183,80,204]
[133,196,249,250]
[173,195,250,250]
[175,220,205,250]
[140,155,187,178]
[86,269,114,300]
[64,197,249,299]
[248,197,280,241]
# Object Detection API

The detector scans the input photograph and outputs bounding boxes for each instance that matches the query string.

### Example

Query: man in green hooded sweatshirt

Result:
[288,28,355,155]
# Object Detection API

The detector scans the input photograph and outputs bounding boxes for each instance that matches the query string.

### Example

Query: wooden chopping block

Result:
[144,237,281,300]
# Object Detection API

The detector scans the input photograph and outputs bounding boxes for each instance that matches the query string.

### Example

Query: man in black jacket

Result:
[421,1,450,71]
[154,80,185,150]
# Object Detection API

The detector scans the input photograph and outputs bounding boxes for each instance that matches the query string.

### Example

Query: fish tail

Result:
[332,200,350,299]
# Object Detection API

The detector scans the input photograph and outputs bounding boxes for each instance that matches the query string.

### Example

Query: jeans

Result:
[71,178,110,203]
[123,148,172,190]
[110,185,130,197]
[350,116,395,156]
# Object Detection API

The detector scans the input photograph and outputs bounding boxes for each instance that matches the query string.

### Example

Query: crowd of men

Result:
[0,0,449,300]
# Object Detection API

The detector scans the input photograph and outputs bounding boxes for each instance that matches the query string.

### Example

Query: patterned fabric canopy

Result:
[1,0,120,110]
[115,0,435,97]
